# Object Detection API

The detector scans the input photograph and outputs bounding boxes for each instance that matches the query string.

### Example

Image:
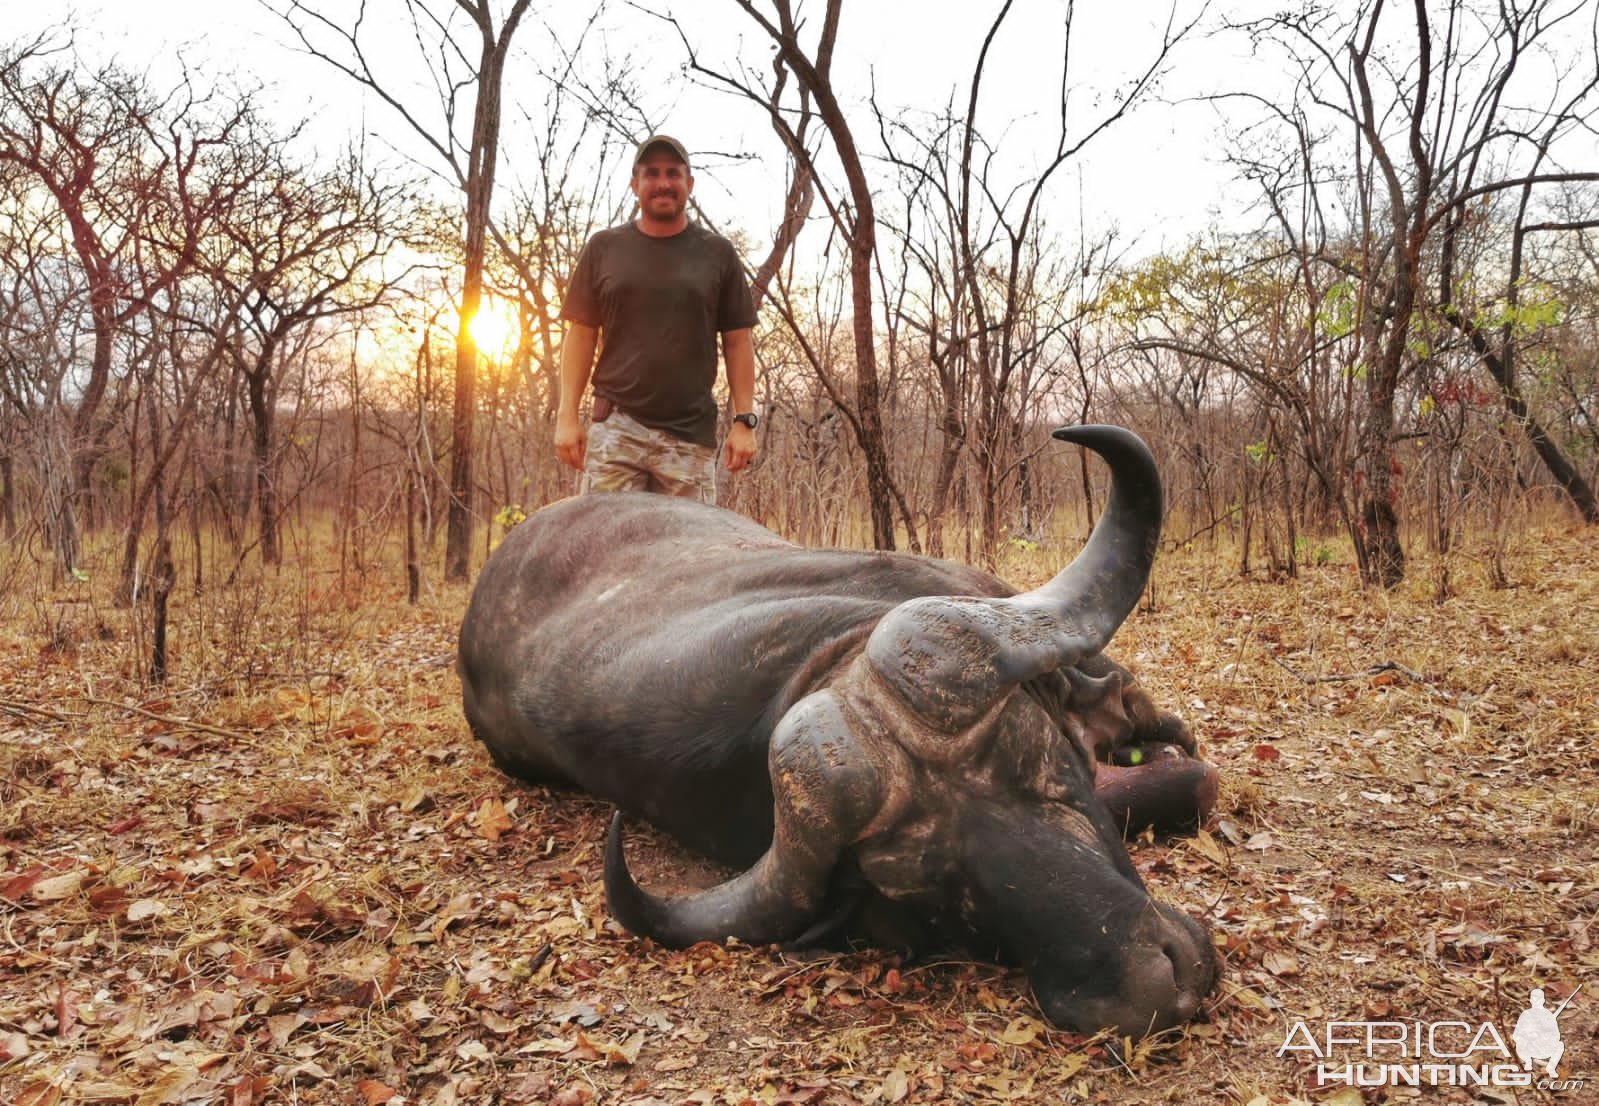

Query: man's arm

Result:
[722,326,757,473]
[555,322,599,471]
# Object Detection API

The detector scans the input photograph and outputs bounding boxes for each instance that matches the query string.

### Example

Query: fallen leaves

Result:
[131,1065,201,1106]
[355,1079,400,1105]
[997,1016,1044,1047]
[1185,827,1230,868]
[12,1083,61,1106]
[4,524,1598,1106]
[475,795,513,842]
[125,897,170,924]
[1,865,46,901]
[1261,949,1300,977]
[878,1063,912,1102]
[27,869,85,902]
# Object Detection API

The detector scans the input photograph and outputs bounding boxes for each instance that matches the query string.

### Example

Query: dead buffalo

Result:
[459,425,1217,1036]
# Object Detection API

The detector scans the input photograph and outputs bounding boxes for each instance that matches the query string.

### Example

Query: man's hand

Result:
[724,422,757,473]
[555,323,598,472]
[721,328,757,475]
[555,413,587,471]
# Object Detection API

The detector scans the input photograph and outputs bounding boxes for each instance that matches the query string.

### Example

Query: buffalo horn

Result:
[604,691,880,948]
[1007,425,1163,647]
[864,425,1163,727]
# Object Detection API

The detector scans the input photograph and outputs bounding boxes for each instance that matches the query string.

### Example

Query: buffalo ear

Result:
[1063,666,1129,762]
[605,690,882,947]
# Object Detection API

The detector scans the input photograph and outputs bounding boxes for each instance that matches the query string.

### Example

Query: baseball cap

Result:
[634,134,690,169]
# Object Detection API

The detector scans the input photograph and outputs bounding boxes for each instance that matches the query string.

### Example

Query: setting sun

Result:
[464,295,520,353]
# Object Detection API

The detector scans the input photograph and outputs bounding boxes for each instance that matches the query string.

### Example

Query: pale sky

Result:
[24,1,1269,257]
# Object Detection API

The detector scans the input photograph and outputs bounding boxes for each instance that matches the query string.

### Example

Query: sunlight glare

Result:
[465,296,519,354]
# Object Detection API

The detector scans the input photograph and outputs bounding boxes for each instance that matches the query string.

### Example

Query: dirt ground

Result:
[1,518,1596,1106]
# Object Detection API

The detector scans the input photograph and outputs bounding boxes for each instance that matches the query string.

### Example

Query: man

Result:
[555,134,759,503]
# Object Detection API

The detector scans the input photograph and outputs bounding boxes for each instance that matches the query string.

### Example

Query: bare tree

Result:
[210,136,424,565]
[665,0,903,549]
[878,1,1196,564]
[1434,42,1599,523]
[130,289,234,678]
[1103,234,1363,573]
[0,32,222,568]
[1541,208,1599,459]
[1230,0,1599,585]
[0,159,84,565]
[487,42,639,517]
[271,0,535,580]
[107,87,274,615]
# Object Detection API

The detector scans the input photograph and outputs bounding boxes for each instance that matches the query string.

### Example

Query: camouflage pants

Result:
[582,410,717,504]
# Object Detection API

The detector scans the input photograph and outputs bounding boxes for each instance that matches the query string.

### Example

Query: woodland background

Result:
[1,2,1597,1104]
[0,0,1595,622]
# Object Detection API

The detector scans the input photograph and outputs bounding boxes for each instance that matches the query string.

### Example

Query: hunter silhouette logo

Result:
[1514,985,1578,1078]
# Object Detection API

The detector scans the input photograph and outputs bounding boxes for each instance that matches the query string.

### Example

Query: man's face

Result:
[632,151,692,223]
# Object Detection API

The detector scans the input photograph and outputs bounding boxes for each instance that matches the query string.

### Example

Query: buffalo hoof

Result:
[1096,754,1218,837]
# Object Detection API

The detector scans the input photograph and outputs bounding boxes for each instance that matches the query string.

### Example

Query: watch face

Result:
[735,413,758,429]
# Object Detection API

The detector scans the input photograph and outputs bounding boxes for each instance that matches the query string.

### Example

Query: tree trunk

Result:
[247,358,282,566]
[1519,419,1599,523]
[148,533,175,684]
[342,359,363,589]
[1356,370,1405,589]
[189,489,204,596]
[43,415,82,579]
[926,410,964,559]
[445,1,532,581]
[71,320,113,535]
[749,162,814,311]
[405,461,421,604]
[977,438,1002,568]
[1447,299,1599,526]
[1,451,16,539]
[848,242,896,550]
[1353,217,1422,590]
[445,308,480,580]
[1018,459,1034,539]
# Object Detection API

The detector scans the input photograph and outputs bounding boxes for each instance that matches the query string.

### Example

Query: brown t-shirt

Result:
[561,222,757,448]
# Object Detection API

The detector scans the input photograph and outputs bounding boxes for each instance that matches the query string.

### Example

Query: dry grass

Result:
[1,516,1596,1106]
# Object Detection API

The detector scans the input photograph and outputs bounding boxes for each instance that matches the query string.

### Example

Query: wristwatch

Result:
[732,412,759,430]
